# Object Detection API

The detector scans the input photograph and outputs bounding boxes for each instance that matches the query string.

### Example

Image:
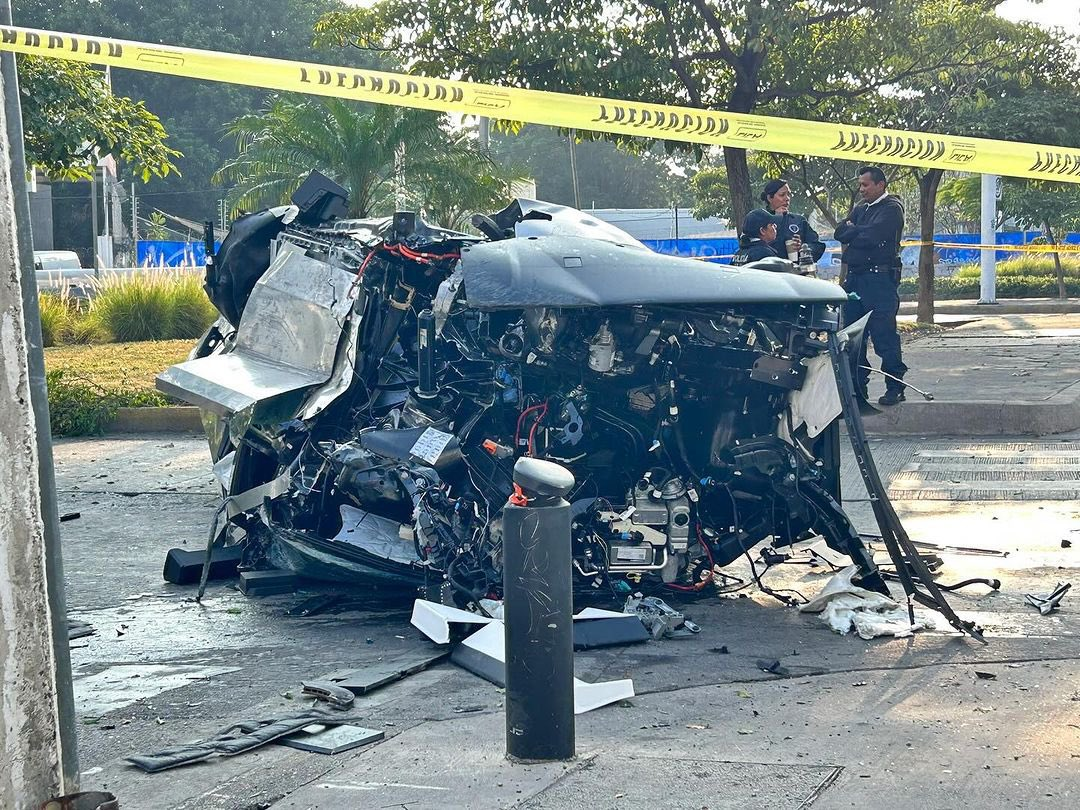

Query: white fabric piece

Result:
[786,353,842,438]
[800,566,888,613]
[801,566,936,640]
[819,594,936,640]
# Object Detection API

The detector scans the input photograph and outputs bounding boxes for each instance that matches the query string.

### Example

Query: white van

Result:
[33,250,84,273]
[34,250,95,293]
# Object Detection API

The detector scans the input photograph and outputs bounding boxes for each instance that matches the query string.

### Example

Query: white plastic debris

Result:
[411,599,635,713]
[450,618,634,714]
[410,600,494,645]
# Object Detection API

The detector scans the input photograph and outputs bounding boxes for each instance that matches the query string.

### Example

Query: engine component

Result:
[556,400,584,446]
[587,320,617,373]
[498,323,526,359]
[624,594,700,639]
[416,309,438,399]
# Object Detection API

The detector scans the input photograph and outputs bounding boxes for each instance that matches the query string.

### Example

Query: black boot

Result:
[878,389,905,407]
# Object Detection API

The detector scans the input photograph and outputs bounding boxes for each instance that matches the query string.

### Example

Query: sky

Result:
[342,1,1080,38]
[995,0,1080,35]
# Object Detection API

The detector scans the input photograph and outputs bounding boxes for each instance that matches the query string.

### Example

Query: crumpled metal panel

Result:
[460,235,848,310]
[509,198,648,249]
[157,244,356,414]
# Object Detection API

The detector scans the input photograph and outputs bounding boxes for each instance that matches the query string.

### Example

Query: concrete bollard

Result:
[502,457,576,762]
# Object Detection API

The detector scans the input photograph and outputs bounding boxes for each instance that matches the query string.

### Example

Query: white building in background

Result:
[588,208,732,241]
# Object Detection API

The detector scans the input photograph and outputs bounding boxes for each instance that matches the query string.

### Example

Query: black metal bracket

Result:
[827,333,985,643]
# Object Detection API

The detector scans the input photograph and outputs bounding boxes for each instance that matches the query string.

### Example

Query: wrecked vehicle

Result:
[158,172,978,639]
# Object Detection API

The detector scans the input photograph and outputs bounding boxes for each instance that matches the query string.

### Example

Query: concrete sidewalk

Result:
[867,313,1080,436]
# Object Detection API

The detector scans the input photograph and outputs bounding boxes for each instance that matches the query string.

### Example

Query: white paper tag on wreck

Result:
[410,428,455,465]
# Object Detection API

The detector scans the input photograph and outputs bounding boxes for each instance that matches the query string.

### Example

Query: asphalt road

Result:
[53,432,1079,809]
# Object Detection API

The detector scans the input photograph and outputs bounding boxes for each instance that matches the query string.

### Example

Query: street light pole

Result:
[979,174,997,304]
[568,129,581,210]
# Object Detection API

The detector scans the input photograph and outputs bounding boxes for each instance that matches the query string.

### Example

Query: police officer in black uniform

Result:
[835,166,908,408]
[731,209,783,266]
[761,179,827,265]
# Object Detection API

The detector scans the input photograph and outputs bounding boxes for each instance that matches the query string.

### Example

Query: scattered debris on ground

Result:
[127,710,368,772]
[1024,581,1071,615]
[67,619,95,641]
[624,594,700,639]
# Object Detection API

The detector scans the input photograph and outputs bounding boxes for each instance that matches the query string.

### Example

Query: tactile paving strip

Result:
[886,442,1080,501]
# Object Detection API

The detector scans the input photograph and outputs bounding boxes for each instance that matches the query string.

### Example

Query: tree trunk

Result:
[1044,221,1067,299]
[916,169,943,324]
[723,147,753,229]
[722,73,759,229]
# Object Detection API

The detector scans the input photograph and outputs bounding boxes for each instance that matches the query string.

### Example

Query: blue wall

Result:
[136,240,220,267]
[645,232,1080,269]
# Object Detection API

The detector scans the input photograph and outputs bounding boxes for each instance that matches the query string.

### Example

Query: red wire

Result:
[527,402,548,456]
[356,246,380,278]
[395,243,461,263]
[514,403,544,450]
[666,524,716,592]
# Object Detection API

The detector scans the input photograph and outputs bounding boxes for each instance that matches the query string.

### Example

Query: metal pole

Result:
[89,172,99,274]
[131,181,137,244]
[979,173,997,304]
[568,129,581,210]
[0,23,75,805]
[503,457,576,762]
[478,116,490,150]
[102,169,109,240]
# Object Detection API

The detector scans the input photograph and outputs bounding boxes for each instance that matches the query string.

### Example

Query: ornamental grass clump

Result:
[37,290,71,347]
[87,269,177,342]
[166,271,218,339]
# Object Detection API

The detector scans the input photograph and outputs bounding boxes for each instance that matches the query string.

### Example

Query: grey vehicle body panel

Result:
[507,199,648,249]
[459,235,847,310]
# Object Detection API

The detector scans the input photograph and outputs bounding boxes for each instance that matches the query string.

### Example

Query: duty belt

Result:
[848,265,895,275]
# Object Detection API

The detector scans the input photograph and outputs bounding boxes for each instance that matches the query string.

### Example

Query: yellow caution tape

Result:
[902,240,1080,254]
[4,25,1080,184]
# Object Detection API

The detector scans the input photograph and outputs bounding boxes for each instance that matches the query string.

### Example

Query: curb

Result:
[899,298,1080,316]
[109,398,1080,439]
[106,406,204,433]
[866,381,1080,436]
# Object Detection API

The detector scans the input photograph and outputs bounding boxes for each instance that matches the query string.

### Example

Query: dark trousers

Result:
[842,269,907,396]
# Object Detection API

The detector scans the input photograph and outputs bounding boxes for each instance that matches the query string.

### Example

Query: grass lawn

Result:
[44,339,193,393]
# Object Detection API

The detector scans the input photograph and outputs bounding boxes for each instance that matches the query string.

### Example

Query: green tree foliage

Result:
[488,125,693,209]
[216,96,515,226]
[689,167,732,222]
[952,179,1080,300]
[886,16,1075,320]
[313,0,1024,227]
[18,56,179,181]
[14,0,359,220]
